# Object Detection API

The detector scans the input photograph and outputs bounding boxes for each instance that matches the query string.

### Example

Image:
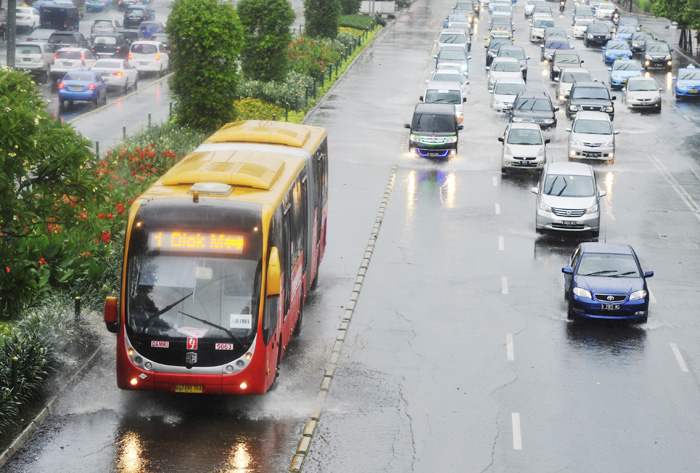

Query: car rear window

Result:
[94,36,117,45]
[50,34,76,42]
[55,50,83,59]
[131,43,158,54]
[94,20,113,26]
[17,45,42,55]
[63,72,94,81]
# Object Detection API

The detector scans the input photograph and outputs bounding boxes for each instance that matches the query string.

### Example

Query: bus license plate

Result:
[175,384,203,394]
[602,304,620,311]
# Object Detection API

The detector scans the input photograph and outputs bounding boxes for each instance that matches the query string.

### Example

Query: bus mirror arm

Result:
[104,296,119,334]
[267,247,281,297]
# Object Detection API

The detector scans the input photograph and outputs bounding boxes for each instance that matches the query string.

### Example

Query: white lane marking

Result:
[650,290,657,304]
[493,176,498,186]
[607,209,616,221]
[498,236,504,251]
[506,333,514,361]
[512,413,522,450]
[495,203,501,214]
[670,343,689,373]
[502,276,509,295]
[650,154,700,223]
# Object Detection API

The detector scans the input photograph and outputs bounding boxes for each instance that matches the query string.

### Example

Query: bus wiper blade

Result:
[141,291,193,334]
[178,311,244,347]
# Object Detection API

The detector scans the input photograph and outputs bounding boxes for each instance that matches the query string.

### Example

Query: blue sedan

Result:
[86,0,112,11]
[613,25,636,42]
[674,64,700,99]
[562,242,654,323]
[608,58,643,89]
[602,39,633,64]
[58,70,108,109]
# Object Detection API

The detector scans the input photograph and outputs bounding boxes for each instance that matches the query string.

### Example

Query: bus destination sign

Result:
[148,231,244,254]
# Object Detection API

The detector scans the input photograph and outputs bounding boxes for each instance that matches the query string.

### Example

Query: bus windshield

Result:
[127,254,260,345]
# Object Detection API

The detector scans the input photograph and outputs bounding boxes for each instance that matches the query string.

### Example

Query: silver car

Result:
[490,76,526,112]
[499,122,549,172]
[15,42,53,83]
[623,76,662,112]
[531,162,606,234]
[555,67,592,102]
[435,28,471,52]
[434,46,471,77]
[566,111,618,162]
[487,57,521,92]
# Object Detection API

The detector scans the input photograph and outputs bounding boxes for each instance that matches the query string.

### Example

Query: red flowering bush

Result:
[288,35,342,80]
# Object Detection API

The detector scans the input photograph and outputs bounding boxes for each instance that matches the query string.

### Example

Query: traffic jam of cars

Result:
[406,0,684,324]
[10,0,167,110]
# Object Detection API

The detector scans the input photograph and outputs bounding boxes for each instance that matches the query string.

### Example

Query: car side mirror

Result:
[562,267,573,274]
[607,67,612,71]
[644,270,654,278]
[485,66,490,70]
[463,97,467,103]
[468,56,472,60]
[554,107,560,112]
[598,189,607,197]
[419,95,424,101]
[565,127,572,132]
[530,186,539,194]
[612,96,617,101]
[433,54,438,59]
[554,77,560,82]
[404,123,411,129]
[614,131,620,135]
[545,138,551,144]
[498,137,504,142]
[458,124,464,130]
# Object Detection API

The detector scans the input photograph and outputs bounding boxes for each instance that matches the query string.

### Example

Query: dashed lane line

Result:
[670,343,689,373]
[506,333,514,361]
[512,413,523,450]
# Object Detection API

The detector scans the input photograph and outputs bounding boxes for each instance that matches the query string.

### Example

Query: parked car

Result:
[92,58,139,92]
[643,41,672,71]
[404,103,463,159]
[623,76,662,112]
[123,5,155,29]
[499,122,549,172]
[58,70,108,108]
[15,42,54,82]
[566,81,616,120]
[673,64,700,100]
[127,40,169,76]
[509,91,559,129]
[15,7,41,32]
[50,47,96,83]
[490,76,526,112]
[566,111,618,162]
[48,30,89,52]
[562,242,653,323]
[530,161,606,234]
[86,0,112,12]
[556,67,593,102]
[138,20,164,40]
[608,58,643,90]
[91,33,129,58]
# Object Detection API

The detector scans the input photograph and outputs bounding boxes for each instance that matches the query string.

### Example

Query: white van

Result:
[128,40,169,76]
[420,80,466,123]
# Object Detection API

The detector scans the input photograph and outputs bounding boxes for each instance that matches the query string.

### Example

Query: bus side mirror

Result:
[104,296,119,333]
[267,247,281,297]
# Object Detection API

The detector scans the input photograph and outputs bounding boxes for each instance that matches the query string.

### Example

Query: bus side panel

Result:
[309,208,319,290]
[282,254,304,354]
[319,201,328,264]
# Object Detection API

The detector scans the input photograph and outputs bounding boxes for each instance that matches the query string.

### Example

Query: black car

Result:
[486,38,513,67]
[540,38,572,62]
[643,41,672,71]
[91,33,130,58]
[583,23,611,47]
[123,5,155,29]
[118,28,145,46]
[550,50,582,81]
[47,31,89,52]
[630,32,654,54]
[404,103,463,159]
[566,81,616,120]
[509,91,559,129]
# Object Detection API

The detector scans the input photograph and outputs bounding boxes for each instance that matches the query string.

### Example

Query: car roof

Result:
[508,122,541,131]
[572,81,607,88]
[414,103,457,114]
[574,110,611,121]
[425,80,462,90]
[579,242,634,255]
[545,161,594,176]
[494,76,526,85]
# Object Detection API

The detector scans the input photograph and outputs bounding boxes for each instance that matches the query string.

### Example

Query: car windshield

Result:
[439,33,466,44]
[561,72,591,83]
[556,55,579,64]
[63,72,94,81]
[573,118,612,134]
[572,87,609,99]
[413,113,455,132]
[628,79,657,91]
[507,128,542,145]
[494,82,525,95]
[575,20,593,27]
[646,43,669,53]
[126,255,260,341]
[613,61,640,71]
[492,61,520,72]
[132,43,158,54]
[432,73,463,83]
[499,48,525,59]
[546,41,570,50]
[577,253,640,277]
[425,89,461,104]
[55,50,83,59]
[679,69,700,80]
[439,49,467,60]
[94,60,122,69]
[516,98,551,111]
[607,42,628,50]
[543,174,595,197]
[588,25,608,33]
[534,19,555,28]
[618,27,635,34]
[489,39,512,50]
[94,36,117,45]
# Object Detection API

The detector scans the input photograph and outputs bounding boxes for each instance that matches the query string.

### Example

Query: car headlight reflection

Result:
[573,287,592,299]
[629,289,647,300]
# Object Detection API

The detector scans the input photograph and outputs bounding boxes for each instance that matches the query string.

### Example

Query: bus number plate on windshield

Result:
[175,385,203,394]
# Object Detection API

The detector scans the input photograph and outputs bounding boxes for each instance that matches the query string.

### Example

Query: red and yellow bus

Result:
[104,121,328,394]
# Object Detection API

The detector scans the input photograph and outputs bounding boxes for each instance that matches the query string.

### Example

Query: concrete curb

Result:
[0,346,102,469]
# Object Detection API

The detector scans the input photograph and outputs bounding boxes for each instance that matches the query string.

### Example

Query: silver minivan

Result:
[566,111,618,162]
[531,162,606,234]
[15,42,53,83]
[421,80,466,123]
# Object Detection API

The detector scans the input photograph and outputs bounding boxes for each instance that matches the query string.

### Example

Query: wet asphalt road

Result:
[5,0,700,472]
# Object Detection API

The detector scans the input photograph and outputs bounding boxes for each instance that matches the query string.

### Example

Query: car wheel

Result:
[102,90,108,104]
[133,77,138,89]
[567,302,575,320]
[59,98,65,109]
[123,79,129,94]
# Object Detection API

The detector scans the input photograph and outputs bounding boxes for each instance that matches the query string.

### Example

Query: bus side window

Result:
[263,297,279,345]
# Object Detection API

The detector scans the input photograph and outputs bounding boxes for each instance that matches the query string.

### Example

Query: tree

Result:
[304,0,341,39]
[237,0,295,82]
[0,68,98,314]
[166,0,244,131]
[340,0,362,15]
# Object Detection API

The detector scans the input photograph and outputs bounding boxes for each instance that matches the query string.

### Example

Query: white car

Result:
[50,48,97,83]
[429,68,469,93]
[566,111,618,162]
[421,80,466,123]
[435,28,471,52]
[490,76,526,112]
[15,42,53,83]
[524,0,545,17]
[555,67,592,102]
[92,59,139,92]
[16,7,41,32]
[499,123,549,172]
[486,57,521,92]
[595,3,616,19]
[128,41,170,76]
[623,76,662,112]
[530,14,555,43]
[573,19,594,39]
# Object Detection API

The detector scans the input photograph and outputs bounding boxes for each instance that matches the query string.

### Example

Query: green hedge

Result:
[339,14,376,30]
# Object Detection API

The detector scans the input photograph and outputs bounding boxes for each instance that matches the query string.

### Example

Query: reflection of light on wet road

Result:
[406,170,417,214]
[443,172,456,208]
[666,72,673,91]
[226,443,253,472]
[118,431,145,473]
[604,171,615,196]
